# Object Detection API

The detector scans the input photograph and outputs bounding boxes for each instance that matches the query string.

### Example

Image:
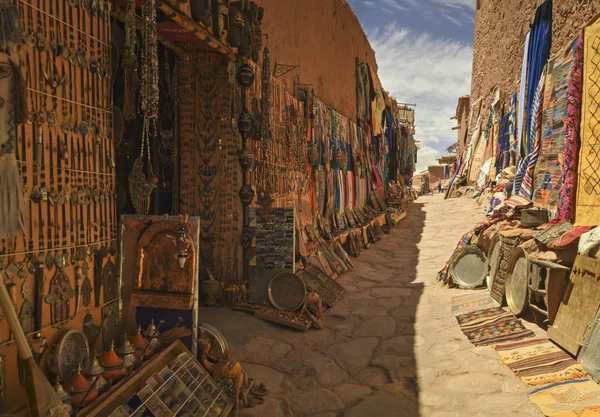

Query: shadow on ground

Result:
[198,202,427,417]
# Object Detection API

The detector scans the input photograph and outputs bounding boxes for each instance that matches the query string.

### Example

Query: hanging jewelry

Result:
[129,118,157,216]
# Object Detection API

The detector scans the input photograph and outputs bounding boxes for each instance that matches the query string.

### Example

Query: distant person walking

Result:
[438,182,442,194]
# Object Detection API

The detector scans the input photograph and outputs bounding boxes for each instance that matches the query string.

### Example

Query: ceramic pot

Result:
[202,279,220,306]
[64,368,98,406]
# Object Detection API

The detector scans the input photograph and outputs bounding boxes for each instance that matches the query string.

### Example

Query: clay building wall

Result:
[471,0,600,106]
[255,0,380,120]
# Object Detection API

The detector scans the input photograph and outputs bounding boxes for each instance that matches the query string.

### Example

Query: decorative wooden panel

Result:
[0,1,115,413]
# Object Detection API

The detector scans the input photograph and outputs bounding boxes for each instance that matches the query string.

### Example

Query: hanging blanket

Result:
[494,338,588,386]
[532,36,580,213]
[575,20,600,226]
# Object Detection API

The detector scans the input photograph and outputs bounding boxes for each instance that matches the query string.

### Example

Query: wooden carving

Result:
[132,221,196,310]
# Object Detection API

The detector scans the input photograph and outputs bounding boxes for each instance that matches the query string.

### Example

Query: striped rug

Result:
[494,338,588,386]
[529,379,600,416]
[455,307,535,347]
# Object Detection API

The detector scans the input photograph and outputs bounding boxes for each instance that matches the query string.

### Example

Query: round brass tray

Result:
[486,233,502,291]
[450,245,487,289]
[198,322,229,361]
[268,272,306,311]
[49,329,90,381]
[506,246,530,316]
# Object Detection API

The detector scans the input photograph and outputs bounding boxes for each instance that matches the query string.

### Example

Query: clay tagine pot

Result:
[63,365,99,407]
[131,326,153,360]
[98,341,124,383]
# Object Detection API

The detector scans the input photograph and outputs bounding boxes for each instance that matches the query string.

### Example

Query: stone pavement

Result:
[199,194,545,417]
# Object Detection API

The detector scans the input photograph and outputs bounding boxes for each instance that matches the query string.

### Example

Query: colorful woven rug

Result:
[533,35,579,212]
[494,338,588,386]
[528,379,600,416]
[451,292,495,313]
[455,307,535,346]
[575,19,600,226]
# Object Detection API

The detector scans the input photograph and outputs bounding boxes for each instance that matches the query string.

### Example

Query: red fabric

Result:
[548,226,593,249]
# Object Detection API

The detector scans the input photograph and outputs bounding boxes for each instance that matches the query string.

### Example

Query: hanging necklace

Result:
[129,118,156,215]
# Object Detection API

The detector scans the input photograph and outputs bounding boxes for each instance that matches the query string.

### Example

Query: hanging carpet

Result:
[575,19,600,226]
[532,35,580,213]
[455,307,535,347]
[494,338,588,386]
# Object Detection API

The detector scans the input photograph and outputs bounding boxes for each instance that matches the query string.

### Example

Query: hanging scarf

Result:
[525,0,552,156]
[517,32,531,158]
[519,65,547,200]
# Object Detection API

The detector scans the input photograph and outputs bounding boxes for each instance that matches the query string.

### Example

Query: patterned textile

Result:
[525,0,552,156]
[456,307,535,347]
[494,338,589,386]
[509,93,518,156]
[451,292,495,314]
[575,20,600,226]
[533,36,579,213]
[557,31,585,222]
[519,66,547,200]
[497,113,511,176]
[528,379,600,416]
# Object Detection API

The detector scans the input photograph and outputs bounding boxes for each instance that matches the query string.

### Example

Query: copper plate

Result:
[268,272,306,311]
[505,247,529,316]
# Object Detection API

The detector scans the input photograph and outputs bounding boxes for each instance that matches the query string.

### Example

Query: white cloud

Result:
[363,0,377,6]
[380,0,409,11]
[367,23,473,169]
[415,144,441,172]
[430,0,475,10]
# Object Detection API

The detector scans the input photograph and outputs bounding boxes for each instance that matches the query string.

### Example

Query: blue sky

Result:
[348,0,475,171]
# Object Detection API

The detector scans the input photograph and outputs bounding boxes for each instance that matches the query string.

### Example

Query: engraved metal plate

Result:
[268,272,306,311]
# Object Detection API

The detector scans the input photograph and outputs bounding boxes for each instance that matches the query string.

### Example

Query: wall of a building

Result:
[471,0,600,106]
[255,0,380,120]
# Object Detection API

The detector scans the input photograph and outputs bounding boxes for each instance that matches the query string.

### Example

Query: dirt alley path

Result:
[199,194,545,417]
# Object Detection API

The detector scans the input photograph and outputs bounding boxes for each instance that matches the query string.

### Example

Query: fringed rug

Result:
[532,34,580,212]
[451,292,495,313]
[494,338,588,386]
[455,307,535,346]
[529,379,600,416]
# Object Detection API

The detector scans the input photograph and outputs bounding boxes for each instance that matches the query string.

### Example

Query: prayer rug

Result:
[528,379,600,416]
[455,307,535,347]
[575,20,600,226]
[494,338,588,386]
[533,35,579,213]
[451,292,495,313]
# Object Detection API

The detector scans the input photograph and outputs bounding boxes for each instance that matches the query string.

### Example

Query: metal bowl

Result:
[268,272,307,311]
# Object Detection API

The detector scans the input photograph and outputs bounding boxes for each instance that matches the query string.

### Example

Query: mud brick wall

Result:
[255,0,380,120]
[471,0,600,105]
